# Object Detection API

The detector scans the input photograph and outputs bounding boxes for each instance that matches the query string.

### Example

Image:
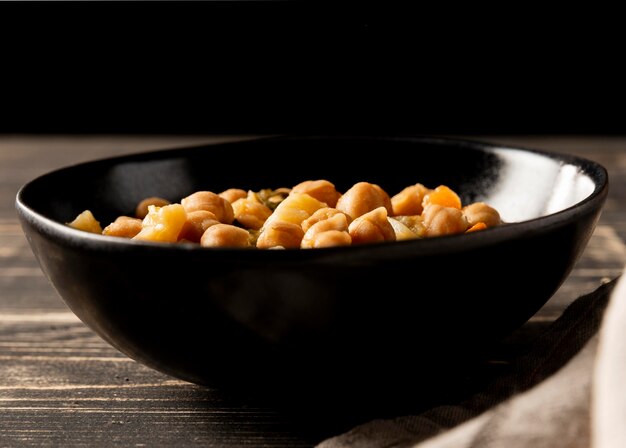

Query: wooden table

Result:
[1,135,625,447]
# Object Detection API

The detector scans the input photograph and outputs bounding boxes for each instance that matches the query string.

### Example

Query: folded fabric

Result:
[592,271,626,448]
[318,277,619,448]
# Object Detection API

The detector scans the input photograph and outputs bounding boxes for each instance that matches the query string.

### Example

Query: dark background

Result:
[1,2,623,136]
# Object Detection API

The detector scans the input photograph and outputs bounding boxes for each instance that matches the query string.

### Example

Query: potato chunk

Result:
[133,204,187,242]
[263,193,327,227]
[135,197,170,219]
[67,210,102,234]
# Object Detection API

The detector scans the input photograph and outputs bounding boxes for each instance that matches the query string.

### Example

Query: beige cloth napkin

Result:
[593,271,626,448]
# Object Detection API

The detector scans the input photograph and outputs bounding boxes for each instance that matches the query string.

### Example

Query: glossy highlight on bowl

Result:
[15,136,608,392]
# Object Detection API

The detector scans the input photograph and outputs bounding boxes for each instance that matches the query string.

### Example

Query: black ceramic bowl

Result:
[16,136,607,394]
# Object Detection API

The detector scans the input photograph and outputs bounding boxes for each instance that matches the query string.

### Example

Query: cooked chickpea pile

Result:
[66,180,503,249]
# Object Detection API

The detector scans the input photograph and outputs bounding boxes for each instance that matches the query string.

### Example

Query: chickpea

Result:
[135,197,170,219]
[301,207,351,233]
[180,191,235,224]
[421,204,468,237]
[256,221,304,249]
[391,183,430,216]
[336,182,393,219]
[304,230,352,248]
[178,210,220,243]
[200,224,251,248]
[348,206,396,245]
[219,188,247,204]
[301,213,350,248]
[291,180,342,208]
[232,197,272,230]
[102,216,142,238]
[463,202,502,228]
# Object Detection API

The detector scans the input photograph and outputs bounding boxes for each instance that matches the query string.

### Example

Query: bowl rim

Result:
[15,134,609,260]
